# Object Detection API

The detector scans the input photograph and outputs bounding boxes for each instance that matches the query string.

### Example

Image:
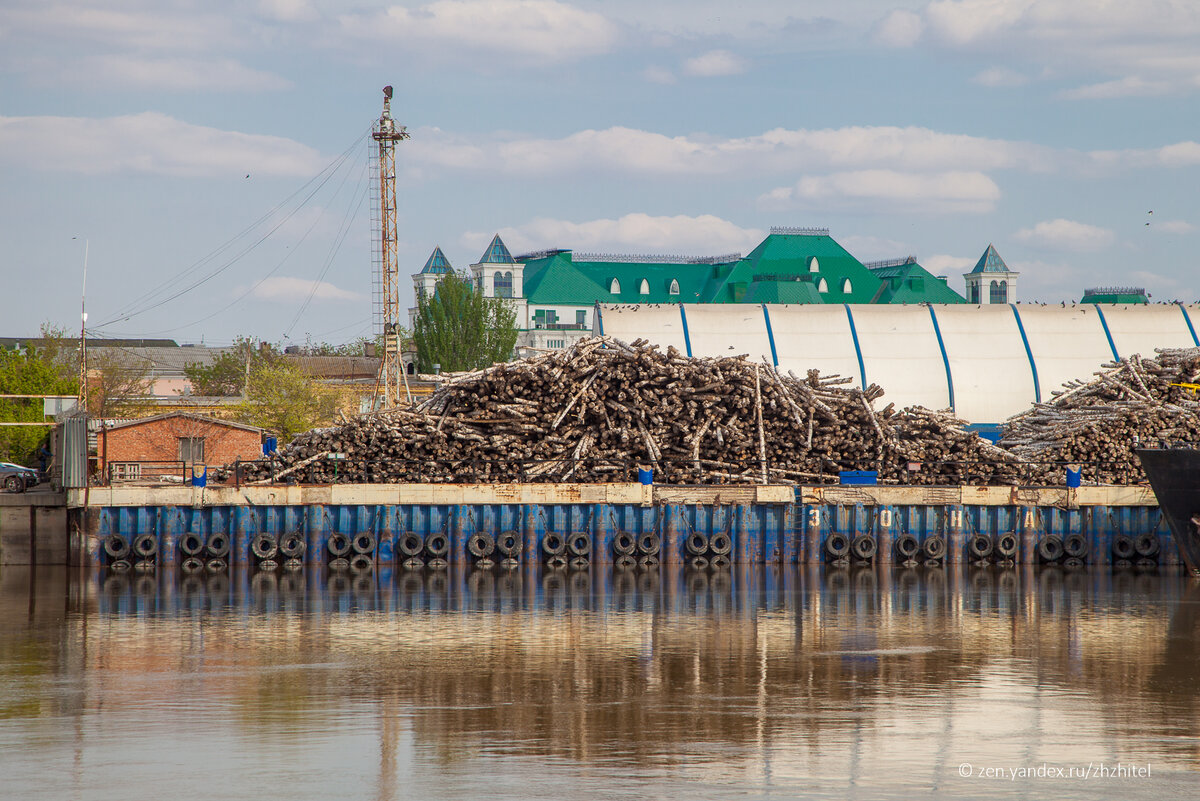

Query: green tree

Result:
[414,270,517,373]
[0,345,76,464]
[234,359,339,440]
[184,337,278,396]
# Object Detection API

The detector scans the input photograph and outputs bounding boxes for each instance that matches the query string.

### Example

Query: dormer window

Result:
[668,279,680,296]
[841,278,852,293]
[817,278,828,293]
[809,257,820,273]
[609,278,620,294]
[638,278,650,295]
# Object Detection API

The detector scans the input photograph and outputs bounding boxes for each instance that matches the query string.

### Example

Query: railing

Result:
[206,455,1141,489]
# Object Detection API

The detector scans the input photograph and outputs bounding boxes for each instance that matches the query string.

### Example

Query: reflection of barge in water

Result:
[1137,449,1200,576]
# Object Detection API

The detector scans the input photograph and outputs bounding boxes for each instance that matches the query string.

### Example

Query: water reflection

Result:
[1,563,1197,800]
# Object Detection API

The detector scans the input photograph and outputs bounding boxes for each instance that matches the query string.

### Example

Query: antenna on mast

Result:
[371,85,411,408]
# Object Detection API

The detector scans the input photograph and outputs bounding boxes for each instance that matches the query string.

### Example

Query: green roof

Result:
[1081,286,1149,304]
[453,229,976,307]
[868,259,966,304]
[708,231,882,303]
[969,244,1011,274]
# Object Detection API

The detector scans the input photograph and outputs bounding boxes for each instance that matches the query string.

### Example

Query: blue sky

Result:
[2,0,1198,346]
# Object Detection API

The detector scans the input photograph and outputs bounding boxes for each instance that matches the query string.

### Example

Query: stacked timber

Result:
[232,337,1016,486]
[1001,348,1200,484]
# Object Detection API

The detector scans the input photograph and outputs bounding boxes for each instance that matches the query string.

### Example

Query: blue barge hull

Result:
[69,483,1177,568]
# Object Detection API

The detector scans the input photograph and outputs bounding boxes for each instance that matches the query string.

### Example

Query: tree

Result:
[233,359,339,440]
[414,270,517,373]
[183,337,276,396]
[0,343,76,464]
[86,349,154,418]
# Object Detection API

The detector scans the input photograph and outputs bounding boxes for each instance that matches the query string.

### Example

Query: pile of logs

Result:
[1001,348,1200,484]
[231,337,1020,486]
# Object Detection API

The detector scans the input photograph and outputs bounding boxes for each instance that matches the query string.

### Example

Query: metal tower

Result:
[372,85,411,407]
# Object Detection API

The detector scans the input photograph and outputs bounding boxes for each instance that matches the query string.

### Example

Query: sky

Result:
[2,0,1198,347]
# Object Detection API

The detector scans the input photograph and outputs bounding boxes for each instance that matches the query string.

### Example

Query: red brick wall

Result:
[101,416,261,471]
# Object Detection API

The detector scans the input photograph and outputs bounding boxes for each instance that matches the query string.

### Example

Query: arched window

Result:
[638,278,650,295]
[841,278,852,294]
[968,283,979,303]
[809,257,820,273]
[494,271,512,298]
[668,279,680,296]
[990,279,1006,304]
[609,278,620,294]
[817,278,828,293]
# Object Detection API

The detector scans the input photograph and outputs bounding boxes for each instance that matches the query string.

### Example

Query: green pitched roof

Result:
[868,259,966,304]
[479,234,514,264]
[710,230,881,303]
[421,246,452,274]
[969,244,1012,274]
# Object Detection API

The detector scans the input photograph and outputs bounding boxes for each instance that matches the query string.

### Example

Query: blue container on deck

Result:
[263,437,278,455]
[839,470,877,486]
[191,465,207,487]
[638,467,654,485]
[1065,468,1082,488]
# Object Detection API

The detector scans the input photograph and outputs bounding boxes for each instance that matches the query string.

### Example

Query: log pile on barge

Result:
[236,337,1018,486]
[1001,348,1200,484]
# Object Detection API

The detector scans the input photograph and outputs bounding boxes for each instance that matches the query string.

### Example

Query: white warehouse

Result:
[594,303,1200,424]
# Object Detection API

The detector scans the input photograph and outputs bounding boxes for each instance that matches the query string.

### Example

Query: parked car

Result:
[0,462,38,492]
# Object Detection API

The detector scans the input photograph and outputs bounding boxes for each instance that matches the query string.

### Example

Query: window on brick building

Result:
[179,437,205,464]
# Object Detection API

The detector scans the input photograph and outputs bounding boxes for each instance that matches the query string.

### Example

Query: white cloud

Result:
[643,65,677,84]
[338,0,618,62]
[971,66,1028,87]
[465,213,765,257]
[922,254,976,274]
[85,55,289,91]
[1014,218,1116,252]
[411,123,1054,177]
[1059,76,1172,99]
[244,276,361,303]
[258,0,316,22]
[874,9,924,47]
[0,112,324,177]
[767,170,1001,213]
[886,0,1200,95]
[682,50,747,77]
[1154,219,1194,234]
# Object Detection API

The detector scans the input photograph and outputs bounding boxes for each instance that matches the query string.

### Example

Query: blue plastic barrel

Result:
[191,465,207,487]
[637,467,654,485]
[263,437,278,455]
[1065,468,1081,488]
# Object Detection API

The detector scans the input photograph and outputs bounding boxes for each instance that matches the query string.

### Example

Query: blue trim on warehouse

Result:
[1095,306,1120,361]
[1010,304,1041,404]
[843,305,867,389]
[679,304,693,358]
[926,305,956,412]
[1180,304,1199,347]
[762,305,780,367]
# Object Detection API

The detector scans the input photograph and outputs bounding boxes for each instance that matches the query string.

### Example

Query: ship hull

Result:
[1137,449,1200,575]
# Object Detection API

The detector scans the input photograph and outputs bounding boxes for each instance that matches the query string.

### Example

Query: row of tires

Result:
[822,531,1162,565]
[102,529,1166,569]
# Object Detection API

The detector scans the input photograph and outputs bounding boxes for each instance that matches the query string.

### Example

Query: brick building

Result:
[99,412,263,482]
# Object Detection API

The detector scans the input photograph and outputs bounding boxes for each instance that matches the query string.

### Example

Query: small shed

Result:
[99,412,263,482]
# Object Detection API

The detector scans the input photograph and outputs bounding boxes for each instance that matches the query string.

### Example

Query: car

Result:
[0,462,38,493]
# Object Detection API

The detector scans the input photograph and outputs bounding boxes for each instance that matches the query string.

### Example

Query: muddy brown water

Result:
[1,562,1197,800]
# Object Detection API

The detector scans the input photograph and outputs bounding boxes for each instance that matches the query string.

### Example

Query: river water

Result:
[1,563,1197,800]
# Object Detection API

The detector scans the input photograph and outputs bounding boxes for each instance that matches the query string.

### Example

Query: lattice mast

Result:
[372,85,411,407]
